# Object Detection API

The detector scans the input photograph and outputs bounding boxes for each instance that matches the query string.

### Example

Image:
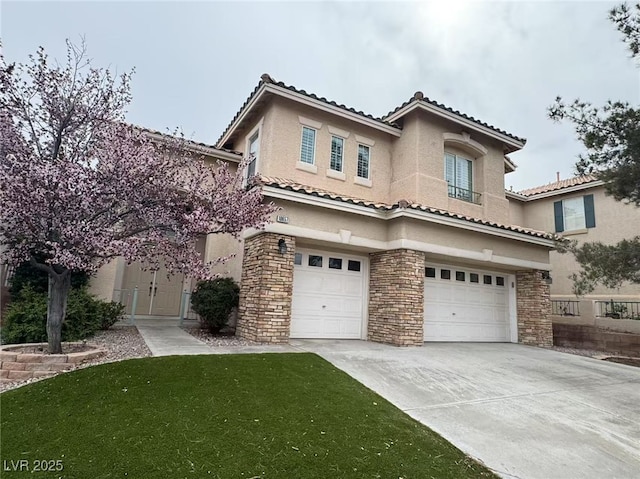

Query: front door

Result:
[122,261,184,317]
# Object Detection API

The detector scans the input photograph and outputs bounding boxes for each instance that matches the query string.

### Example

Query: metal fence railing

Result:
[551,300,581,316]
[447,185,482,205]
[595,300,640,320]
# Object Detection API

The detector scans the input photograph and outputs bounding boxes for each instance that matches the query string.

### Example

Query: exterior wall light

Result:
[278,238,288,255]
[541,271,553,284]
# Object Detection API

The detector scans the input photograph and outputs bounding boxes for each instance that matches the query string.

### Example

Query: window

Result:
[300,127,316,165]
[247,131,259,178]
[425,267,436,278]
[357,144,370,179]
[308,255,323,267]
[440,269,451,280]
[496,276,505,286]
[330,136,344,172]
[456,271,466,282]
[483,275,492,285]
[294,253,302,265]
[329,258,343,269]
[347,260,361,272]
[470,273,479,283]
[445,152,474,202]
[554,195,595,233]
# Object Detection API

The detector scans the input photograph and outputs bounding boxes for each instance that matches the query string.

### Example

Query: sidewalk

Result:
[135,318,213,356]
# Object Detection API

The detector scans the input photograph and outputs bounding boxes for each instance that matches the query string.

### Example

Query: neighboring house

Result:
[508,175,640,321]
[91,74,557,347]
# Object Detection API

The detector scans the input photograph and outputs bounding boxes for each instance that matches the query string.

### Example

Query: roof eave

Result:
[386,101,525,151]
[520,180,604,200]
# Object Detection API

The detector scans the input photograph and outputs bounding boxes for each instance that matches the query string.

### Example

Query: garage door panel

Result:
[291,250,365,339]
[424,265,510,342]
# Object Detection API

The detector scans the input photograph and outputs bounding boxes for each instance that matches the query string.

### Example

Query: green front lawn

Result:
[1,354,496,478]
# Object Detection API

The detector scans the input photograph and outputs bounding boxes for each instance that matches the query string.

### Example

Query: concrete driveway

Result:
[292,340,640,479]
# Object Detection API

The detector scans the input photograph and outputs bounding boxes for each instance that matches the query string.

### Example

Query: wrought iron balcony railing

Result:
[447,185,481,205]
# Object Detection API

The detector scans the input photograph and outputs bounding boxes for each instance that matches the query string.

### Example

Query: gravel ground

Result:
[550,346,605,358]
[183,327,258,347]
[0,326,151,393]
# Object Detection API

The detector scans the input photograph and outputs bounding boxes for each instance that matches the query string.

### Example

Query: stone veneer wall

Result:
[0,343,106,383]
[236,233,295,343]
[368,249,425,346]
[516,270,553,347]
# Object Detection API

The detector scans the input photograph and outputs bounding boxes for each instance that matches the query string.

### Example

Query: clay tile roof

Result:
[135,125,243,157]
[216,74,401,147]
[518,175,599,197]
[384,96,526,144]
[255,176,553,240]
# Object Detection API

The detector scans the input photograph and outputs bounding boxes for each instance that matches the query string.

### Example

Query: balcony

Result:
[448,185,481,205]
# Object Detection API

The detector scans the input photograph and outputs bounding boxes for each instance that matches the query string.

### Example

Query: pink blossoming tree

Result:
[0,41,275,353]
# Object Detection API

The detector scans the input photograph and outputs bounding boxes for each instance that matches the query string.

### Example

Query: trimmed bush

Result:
[190,278,239,334]
[1,287,124,345]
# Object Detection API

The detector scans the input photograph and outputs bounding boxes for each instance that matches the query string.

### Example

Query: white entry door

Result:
[424,264,510,342]
[291,249,366,339]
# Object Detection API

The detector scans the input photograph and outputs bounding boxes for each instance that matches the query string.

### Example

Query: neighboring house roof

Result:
[135,125,243,161]
[518,175,602,198]
[216,74,401,148]
[383,91,526,152]
[255,176,554,241]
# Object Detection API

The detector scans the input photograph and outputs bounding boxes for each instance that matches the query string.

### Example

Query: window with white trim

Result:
[445,152,474,202]
[300,127,316,165]
[330,136,344,172]
[357,144,370,179]
[247,131,259,178]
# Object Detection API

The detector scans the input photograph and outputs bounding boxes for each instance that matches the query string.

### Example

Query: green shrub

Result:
[1,287,124,345]
[0,287,48,344]
[190,278,239,334]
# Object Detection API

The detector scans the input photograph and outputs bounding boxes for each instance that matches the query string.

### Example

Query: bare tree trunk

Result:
[47,270,71,354]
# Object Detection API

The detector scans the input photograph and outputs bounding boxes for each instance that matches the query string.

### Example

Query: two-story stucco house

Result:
[508,175,640,321]
[90,74,557,348]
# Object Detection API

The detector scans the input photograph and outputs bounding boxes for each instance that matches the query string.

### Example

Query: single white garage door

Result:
[424,264,510,342]
[290,249,366,339]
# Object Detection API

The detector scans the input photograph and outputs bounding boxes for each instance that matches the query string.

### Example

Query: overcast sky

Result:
[2,1,638,191]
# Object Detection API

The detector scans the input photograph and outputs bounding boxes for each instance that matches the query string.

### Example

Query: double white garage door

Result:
[290,248,511,342]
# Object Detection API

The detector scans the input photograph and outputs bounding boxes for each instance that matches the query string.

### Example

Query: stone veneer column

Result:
[368,249,424,346]
[236,233,295,343]
[516,270,552,347]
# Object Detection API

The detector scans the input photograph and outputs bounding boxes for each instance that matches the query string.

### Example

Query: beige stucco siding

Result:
[389,111,510,224]
[388,218,550,266]
[265,198,550,269]
[521,186,640,298]
[507,197,525,226]
[234,97,395,204]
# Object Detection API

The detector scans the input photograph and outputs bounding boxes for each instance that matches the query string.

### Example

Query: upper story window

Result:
[330,136,344,172]
[357,144,370,179]
[445,152,479,204]
[247,131,259,178]
[554,194,595,232]
[300,126,316,165]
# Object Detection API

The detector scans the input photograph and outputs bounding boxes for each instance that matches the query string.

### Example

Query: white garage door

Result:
[424,264,510,342]
[290,249,366,339]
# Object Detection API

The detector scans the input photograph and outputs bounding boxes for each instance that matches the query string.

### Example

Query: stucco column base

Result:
[237,233,295,344]
[368,249,425,346]
[516,270,552,347]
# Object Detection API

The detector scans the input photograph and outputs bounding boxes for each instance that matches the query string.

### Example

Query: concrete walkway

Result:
[135,319,214,356]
